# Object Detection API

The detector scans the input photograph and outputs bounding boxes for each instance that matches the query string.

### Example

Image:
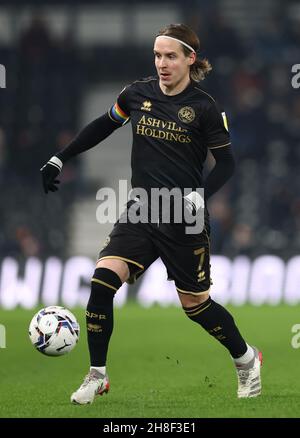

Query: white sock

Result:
[233,344,254,366]
[90,366,106,375]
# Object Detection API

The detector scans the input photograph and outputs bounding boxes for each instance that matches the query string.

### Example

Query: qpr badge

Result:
[178,106,195,123]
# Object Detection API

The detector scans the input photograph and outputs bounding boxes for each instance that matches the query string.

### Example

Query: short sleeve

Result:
[108,85,132,125]
[202,101,231,150]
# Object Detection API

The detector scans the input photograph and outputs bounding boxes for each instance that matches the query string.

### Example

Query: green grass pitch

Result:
[0,303,299,418]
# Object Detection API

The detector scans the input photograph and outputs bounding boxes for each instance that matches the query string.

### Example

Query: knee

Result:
[181,294,212,321]
[96,258,129,283]
[178,291,210,309]
[89,267,123,303]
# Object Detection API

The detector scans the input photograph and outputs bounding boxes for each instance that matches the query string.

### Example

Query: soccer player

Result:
[41,24,262,404]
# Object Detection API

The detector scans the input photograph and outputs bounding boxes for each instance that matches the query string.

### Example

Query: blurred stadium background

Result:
[0,0,300,307]
[2,0,300,420]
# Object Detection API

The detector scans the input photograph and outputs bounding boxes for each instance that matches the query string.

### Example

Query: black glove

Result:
[40,156,63,194]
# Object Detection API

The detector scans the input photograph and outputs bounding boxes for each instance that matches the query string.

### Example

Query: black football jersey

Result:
[109,76,230,194]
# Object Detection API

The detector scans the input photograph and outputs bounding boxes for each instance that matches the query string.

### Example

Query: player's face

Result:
[154,37,195,92]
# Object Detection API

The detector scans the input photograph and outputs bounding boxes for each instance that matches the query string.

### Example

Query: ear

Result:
[188,52,196,66]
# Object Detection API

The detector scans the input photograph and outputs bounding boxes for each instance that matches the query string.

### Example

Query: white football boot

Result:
[236,346,263,398]
[71,369,109,405]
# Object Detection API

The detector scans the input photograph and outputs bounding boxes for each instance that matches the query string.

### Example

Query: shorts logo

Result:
[197,271,206,282]
[141,100,152,111]
[178,106,195,123]
[102,236,110,249]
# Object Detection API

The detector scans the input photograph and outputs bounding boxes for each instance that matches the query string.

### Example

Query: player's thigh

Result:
[96,258,130,283]
[158,236,211,300]
[98,221,158,284]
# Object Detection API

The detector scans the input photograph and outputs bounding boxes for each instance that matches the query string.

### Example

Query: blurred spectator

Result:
[1,14,79,259]
[19,16,53,61]
[14,226,41,258]
[223,223,255,258]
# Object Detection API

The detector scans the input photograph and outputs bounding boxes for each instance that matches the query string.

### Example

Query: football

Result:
[29,306,80,356]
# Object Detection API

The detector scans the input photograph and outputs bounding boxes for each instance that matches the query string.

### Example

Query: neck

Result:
[159,75,191,96]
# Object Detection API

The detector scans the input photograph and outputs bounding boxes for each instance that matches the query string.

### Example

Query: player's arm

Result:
[184,101,234,210]
[202,101,235,200]
[204,145,235,199]
[40,91,130,193]
[59,113,128,163]
[183,144,235,216]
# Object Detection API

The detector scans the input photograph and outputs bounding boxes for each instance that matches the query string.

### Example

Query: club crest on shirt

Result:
[178,106,195,123]
[141,100,152,111]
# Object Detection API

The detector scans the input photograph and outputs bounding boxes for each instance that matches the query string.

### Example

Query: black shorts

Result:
[99,205,211,295]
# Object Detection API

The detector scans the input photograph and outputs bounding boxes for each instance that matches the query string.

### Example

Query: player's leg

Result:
[86,258,129,370]
[71,258,128,405]
[178,289,249,361]
[71,218,158,405]
[158,231,262,398]
[178,290,262,397]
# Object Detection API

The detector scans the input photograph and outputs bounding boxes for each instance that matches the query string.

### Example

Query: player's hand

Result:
[40,156,63,194]
[183,191,204,222]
